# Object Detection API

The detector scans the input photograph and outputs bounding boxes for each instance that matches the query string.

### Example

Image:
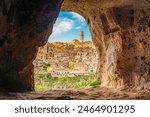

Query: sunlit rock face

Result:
[0,0,150,92]
[62,0,150,89]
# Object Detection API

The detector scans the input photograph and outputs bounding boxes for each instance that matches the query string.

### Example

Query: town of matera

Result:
[33,31,98,77]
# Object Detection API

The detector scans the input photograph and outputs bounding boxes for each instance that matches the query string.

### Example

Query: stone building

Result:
[34,31,98,77]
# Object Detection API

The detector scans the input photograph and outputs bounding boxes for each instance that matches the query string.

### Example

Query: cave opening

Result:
[0,0,149,99]
[33,11,99,91]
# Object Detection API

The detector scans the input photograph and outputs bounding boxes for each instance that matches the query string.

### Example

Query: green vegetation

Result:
[40,63,50,71]
[34,73,100,91]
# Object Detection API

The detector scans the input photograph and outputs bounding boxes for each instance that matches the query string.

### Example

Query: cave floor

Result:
[0,87,150,100]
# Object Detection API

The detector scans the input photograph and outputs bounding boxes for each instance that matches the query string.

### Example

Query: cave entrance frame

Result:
[1,0,145,92]
[34,10,99,90]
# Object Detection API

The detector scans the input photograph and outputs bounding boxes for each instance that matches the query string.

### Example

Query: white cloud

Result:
[75,26,82,30]
[70,12,85,22]
[51,18,74,37]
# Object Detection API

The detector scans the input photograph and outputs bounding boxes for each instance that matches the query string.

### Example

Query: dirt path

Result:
[0,87,150,100]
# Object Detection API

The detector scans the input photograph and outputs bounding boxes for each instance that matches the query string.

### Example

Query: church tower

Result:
[80,31,84,49]
[80,31,84,43]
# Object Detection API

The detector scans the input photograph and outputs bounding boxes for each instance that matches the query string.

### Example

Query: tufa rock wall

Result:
[0,0,63,91]
[0,0,150,91]
[62,0,150,89]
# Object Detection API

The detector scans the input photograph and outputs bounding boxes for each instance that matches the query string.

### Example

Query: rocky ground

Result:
[0,87,150,100]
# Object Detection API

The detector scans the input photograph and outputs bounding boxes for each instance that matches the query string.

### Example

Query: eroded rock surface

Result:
[62,0,150,89]
[0,88,150,100]
[0,0,150,93]
[0,0,63,91]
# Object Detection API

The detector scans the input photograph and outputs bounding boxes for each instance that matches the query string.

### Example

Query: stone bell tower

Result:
[80,31,84,43]
[80,31,84,49]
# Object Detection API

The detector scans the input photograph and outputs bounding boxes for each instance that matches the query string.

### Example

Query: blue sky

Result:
[48,11,92,42]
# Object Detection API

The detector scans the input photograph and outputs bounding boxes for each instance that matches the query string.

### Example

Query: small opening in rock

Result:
[130,16,134,25]
[141,56,146,60]
[138,26,142,32]
[93,16,96,20]
[0,38,5,47]
[33,11,99,91]
[130,9,134,15]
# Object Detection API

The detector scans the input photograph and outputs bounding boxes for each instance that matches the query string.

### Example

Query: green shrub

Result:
[40,63,50,71]
[35,84,49,91]
[34,73,100,91]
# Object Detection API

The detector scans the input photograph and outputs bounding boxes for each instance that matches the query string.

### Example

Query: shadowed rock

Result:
[0,0,150,93]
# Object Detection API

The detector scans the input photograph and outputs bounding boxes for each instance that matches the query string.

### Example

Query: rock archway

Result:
[0,0,150,92]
